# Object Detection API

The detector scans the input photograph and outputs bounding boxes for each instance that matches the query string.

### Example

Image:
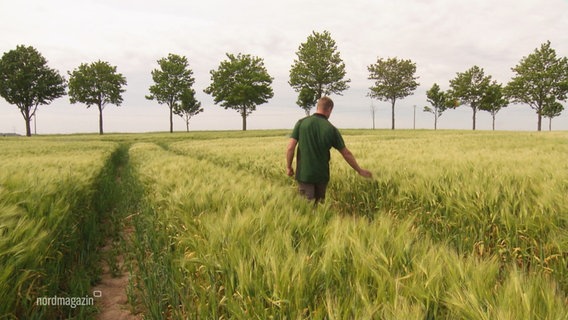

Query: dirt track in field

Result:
[93,226,141,320]
[94,153,142,320]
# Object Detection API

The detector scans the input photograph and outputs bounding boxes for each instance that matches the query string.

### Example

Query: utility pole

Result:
[413,105,416,130]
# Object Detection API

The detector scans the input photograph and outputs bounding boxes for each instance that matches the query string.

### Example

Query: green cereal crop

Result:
[2,130,567,318]
[126,130,568,319]
[0,138,117,319]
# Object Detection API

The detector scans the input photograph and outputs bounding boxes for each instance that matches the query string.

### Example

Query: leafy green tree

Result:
[289,30,350,114]
[175,88,203,132]
[68,60,127,135]
[368,57,419,130]
[480,82,509,130]
[423,83,451,130]
[147,54,196,133]
[204,53,273,131]
[542,99,564,131]
[296,86,317,116]
[0,45,66,136]
[448,65,492,130]
[505,41,568,131]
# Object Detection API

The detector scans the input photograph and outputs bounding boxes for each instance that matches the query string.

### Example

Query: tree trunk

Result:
[169,105,174,133]
[23,108,32,137]
[391,100,395,130]
[472,106,477,131]
[549,117,552,131]
[241,106,247,131]
[186,121,189,132]
[492,114,495,131]
[434,112,437,130]
[98,105,104,135]
[537,113,542,131]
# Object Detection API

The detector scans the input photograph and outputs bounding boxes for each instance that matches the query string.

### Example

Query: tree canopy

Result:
[175,88,203,132]
[0,45,66,136]
[296,87,318,116]
[424,83,451,130]
[289,30,350,115]
[368,57,419,130]
[147,54,196,133]
[68,60,127,135]
[505,41,568,131]
[542,99,564,131]
[448,65,492,130]
[480,82,509,130]
[204,53,273,131]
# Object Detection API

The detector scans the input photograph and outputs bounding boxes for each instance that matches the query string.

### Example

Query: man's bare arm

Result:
[338,147,372,178]
[286,138,298,176]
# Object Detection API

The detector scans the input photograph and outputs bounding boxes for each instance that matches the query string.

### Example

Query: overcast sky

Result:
[1,0,567,134]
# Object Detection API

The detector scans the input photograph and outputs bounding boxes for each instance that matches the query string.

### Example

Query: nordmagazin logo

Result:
[36,291,101,309]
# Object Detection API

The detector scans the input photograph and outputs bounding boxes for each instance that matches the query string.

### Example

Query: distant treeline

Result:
[0,31,567,135]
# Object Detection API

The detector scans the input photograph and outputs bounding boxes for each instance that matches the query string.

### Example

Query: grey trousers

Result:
[298,182,328,202]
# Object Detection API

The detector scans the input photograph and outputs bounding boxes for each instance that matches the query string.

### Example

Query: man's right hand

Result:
[358,168,373,179]
[339,147,373,179]
[287,167,294,177]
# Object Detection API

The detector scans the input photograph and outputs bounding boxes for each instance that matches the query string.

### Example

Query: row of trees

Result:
[0,45,272,135]
[424,43,568,131]
[0,47,128,136]
[0,31,567,136]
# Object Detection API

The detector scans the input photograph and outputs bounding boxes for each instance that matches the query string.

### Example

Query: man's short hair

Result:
[317,96,334,111]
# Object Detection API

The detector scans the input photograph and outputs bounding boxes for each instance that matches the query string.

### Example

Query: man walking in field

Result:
[286,96,372,202]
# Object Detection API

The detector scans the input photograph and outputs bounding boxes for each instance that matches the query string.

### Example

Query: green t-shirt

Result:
[291,113,346,183]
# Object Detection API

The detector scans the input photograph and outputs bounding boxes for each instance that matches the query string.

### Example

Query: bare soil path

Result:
[93,233,141,320]
[92,145,142,320]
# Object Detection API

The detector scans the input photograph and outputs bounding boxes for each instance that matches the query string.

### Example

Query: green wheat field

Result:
[1,130,567,319]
